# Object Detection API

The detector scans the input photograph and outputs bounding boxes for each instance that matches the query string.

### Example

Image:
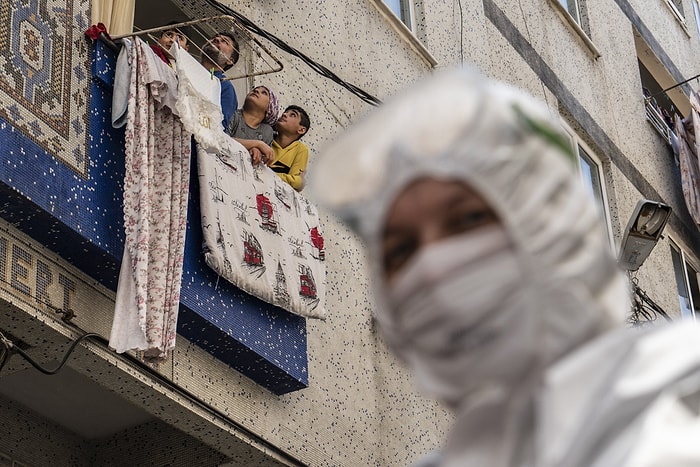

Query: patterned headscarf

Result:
[262,86,280,125]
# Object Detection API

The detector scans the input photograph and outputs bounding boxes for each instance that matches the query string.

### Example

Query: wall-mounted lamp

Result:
[619,199,672,271]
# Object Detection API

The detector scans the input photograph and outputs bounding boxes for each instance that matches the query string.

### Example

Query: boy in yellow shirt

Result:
[269,106,311,192]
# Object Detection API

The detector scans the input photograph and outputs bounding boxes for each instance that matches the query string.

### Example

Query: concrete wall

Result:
[1,0,699,465]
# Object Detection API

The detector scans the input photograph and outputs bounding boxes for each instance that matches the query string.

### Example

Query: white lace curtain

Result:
[91,0,135,36]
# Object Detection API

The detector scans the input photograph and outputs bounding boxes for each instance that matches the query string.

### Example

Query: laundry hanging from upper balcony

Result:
[109,37,191,362]
[195,143,327,320]
[674,91,700,228]
[167,45,326,320]
[108,35,326,352]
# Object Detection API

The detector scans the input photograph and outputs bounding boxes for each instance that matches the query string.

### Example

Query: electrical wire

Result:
[0,326,305,465]
[203,0,382,107]
[0,331,100,375]
[0,333,11,372]
[628,279,672,326]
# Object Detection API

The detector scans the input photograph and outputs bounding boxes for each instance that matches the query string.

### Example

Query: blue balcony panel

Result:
[0,40,307,395]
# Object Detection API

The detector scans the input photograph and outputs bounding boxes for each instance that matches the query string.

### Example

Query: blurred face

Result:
[381,178,501,284]
[246,86,270,111]
[380,178,530,406]
[158,29,187,49]
[275,108,306,136]
[202,35,236,68]
[210,34,235,57]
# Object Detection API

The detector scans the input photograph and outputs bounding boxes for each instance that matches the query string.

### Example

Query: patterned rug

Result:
[0,0,90,176]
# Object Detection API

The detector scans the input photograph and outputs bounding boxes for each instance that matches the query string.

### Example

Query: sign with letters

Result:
[0,221,114,331]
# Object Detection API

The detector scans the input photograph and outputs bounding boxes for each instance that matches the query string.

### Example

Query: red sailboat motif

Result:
[243,231,263,266]
[256,193,278,233]
[310,227,325,261]
[299,264,317,299]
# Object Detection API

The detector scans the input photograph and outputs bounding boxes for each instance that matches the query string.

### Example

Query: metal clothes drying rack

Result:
[109,15,284,81]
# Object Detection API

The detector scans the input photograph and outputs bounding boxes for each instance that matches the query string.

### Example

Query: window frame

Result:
[663,0,691,34]
[667,0,686,22]
[383,0,416,31]
[368,0,437,68]
[560,122,615,248]
[692,0,700,38]
[548,0,601,58]
[670,239,700,319]
[558,0,582,25]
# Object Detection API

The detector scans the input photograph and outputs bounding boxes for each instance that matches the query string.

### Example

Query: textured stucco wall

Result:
[205,1,700,463]
[2,0,700,466]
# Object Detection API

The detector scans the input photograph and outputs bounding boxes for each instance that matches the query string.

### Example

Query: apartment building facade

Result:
[0,0,698,465]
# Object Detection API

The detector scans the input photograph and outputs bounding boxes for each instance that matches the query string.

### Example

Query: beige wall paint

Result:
[3,0,700,465]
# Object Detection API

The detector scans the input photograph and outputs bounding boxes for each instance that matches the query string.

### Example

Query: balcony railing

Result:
[645,97,676,147]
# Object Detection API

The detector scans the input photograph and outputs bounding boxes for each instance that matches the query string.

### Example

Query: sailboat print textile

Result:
[197,143,326,319]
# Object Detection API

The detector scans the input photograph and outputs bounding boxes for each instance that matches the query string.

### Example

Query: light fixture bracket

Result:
[619,199,672,271]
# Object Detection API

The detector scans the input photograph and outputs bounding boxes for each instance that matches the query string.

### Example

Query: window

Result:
[552,0,591,37]
[558,0,581,25]
[693,0,700,38]
[576,144,613,243]
[561,123,613,244]
[667,0,685,21]
[635,29,689,145]
[549,0,597,55]
[577,146,606,214]
[671,241,700,319]
[384,0,414,30]
[370,0,436,67]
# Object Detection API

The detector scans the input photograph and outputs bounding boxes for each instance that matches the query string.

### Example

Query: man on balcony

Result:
[200,32,240,129]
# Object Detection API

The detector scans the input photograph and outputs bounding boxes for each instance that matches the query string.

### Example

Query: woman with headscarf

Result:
[226,85,280,165]
[310,69,700,467]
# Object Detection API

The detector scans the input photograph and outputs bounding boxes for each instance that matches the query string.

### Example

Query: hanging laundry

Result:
[168,41,326,319]
[111,38,132,128]
[196,143,327,320]
[674,91,700,227]
[109,38,192,361]
[170,42,230,151]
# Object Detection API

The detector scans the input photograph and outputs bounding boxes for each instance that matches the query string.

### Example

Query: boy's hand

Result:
[249,147,263,166]
[260,144,275,166]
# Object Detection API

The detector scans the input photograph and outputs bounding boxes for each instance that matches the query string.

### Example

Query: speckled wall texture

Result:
[0,392,233,467]
[1,0,699,465]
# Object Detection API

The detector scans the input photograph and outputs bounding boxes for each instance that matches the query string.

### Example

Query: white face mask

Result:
[384,225,537,407]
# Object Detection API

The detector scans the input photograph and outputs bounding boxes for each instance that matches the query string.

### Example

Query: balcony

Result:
[0,38,308,395]
[645,96,676,148]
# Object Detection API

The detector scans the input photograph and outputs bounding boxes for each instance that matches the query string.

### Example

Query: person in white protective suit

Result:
[309,69,700,467]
